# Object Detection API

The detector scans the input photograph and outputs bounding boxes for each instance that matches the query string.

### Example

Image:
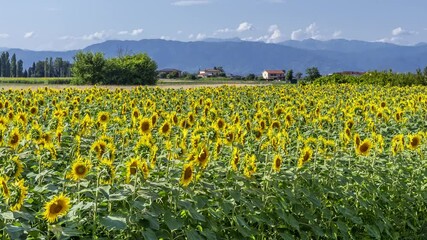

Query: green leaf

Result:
[61,227,82,237]
[142,214,160,230]
[164,211,183,231]
[6,225,25,239]
[186,229,202,240]
[98,185,110,199]
[364,225,381,239]
[282,213,300,231]
[188,206,205,222]
[142,228,157,240]
[1,212,14,220]
[99,216,127,230]
[108,194,127,201]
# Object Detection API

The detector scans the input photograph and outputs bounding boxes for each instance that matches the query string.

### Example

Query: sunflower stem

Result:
[92,173,99,238]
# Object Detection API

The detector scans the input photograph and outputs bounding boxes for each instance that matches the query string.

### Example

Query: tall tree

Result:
[285,69,294,82]
[44,58,48,77]
[5,52,10,77]
[10,53,17,77]
[305,67,321,82]
[17,59,23,77]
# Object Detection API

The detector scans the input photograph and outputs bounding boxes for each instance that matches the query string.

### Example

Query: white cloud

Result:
[253,24,282,43]
[214,28,232,35]
[332,30,342,38]
[0,33,9,39]
[24,32,34,38]
[196,33,206,40]
[392,27,417,36]
[118,31,129,35]
[291,22,321,40]
[177,30,183,34]
[130,28,143,36]
[237,22,253,32]
[188,34,194,39]
[172,0,210,6]
[82,31,108,41]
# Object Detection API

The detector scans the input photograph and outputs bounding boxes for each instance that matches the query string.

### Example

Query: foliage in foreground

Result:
[0,84,426,239]
[71,51,158,85]
[315,70,427,86]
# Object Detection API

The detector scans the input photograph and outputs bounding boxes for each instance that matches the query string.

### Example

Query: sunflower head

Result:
[8,179,28,211]
[8,128,21,149]
[0,176,10,198]
[43,193,71,223]
[197,146,209,169]
[272,154,282,172]
[4,156,24,179]
[407,134,422,150]
[126,158,141,183]
[139,118,152,135]
[160,121,172,136]
[356,139,372,156]
[298,146,313,168]
[98,159,115,185]
[68,157,92,181]
[230,148,239,171]
[97,111,110,124]
[180,163,193,187]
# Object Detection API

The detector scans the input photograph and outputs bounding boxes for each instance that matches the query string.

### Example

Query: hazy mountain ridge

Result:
[2,39,427,75]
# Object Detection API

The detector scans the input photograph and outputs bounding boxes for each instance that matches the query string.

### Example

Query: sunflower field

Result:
[0,84,426,239]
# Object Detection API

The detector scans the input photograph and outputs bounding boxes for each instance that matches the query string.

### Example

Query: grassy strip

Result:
[0,77,73,84]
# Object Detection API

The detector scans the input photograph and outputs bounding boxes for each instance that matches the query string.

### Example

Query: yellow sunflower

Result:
[297,146,313,168]
[43,193,71,223]
[4,156,24,179]
[91,140,107,159]
[0,176,10,198]
[160,121,172,136]
[140,161,150,180]
[243,154,257,178]
[407,134,422,150]
[272,154,282,172]
[98,159,116,185]
[8,128,21,149]
[230,148,239,171]
[126,158,140,183]
[356,139,372,156]
[68,157,92,181]
[180,163,193,187]
[197,146,209,169]
[8,179,28,211]
[139,118,152,135]
[97,111,110,125]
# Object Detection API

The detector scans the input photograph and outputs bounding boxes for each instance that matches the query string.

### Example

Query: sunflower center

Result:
[100,115,107,121]
[359,143,369,153]
[275,158,281,168]
[50,202,63,214]
[76,165,87,175]
[411,138,420,147]
[162,123,170,133]
[141,121,150,132]
[10,134,19,145]
[184,167,192,180]
[303,152,310,162]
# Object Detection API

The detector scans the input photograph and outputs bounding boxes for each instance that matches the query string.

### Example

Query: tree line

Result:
[0,51,72,78]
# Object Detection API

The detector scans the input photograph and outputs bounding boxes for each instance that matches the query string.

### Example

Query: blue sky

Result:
[0,0,426,50]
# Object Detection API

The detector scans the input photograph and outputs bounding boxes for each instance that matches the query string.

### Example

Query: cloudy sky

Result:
[0,0,425,50]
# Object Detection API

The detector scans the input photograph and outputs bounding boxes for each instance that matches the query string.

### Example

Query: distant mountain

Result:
[2,39,427,75]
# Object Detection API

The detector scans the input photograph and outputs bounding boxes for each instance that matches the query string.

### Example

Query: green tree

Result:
[245,73,256,80]
[285,69,294,82]
[17,59,23,77]
[295,72,303,80]
[72,51,107,84]
[10,53,17,77]
[305,67,321,82]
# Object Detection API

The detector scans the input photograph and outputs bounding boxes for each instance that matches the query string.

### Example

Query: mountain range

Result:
[2,38,427,75]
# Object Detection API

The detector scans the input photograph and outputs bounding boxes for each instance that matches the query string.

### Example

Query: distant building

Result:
[262,70,285,80]
[198,69,223,78]
[157,68,182,78]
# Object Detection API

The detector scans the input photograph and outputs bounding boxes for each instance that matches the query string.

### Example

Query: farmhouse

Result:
[262,70,285,80]
[198,69,222,78]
